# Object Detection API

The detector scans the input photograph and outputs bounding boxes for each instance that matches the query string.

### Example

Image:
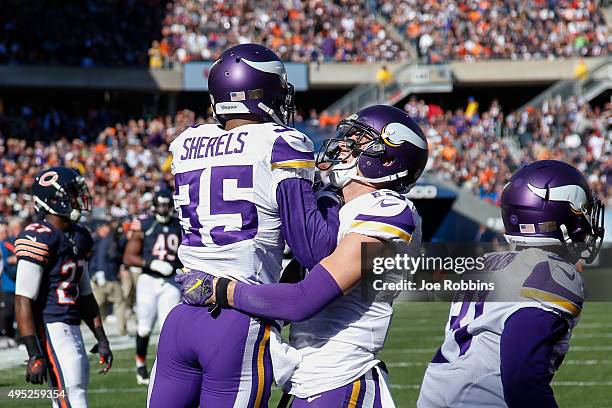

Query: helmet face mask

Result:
[152,190,174,223]
[315,105,428,190]
[317,119,382,171]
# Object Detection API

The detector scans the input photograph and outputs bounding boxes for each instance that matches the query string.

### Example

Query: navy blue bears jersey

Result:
[129,215,182,277]
[15,221,93,324]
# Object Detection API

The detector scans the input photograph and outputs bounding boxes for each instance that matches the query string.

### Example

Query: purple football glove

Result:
[175,270,215,306]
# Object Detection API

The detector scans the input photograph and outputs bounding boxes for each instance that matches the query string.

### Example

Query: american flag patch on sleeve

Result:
[519,223,536,234]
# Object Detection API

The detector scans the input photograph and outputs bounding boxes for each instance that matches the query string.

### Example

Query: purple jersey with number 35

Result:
[169,122,314,285]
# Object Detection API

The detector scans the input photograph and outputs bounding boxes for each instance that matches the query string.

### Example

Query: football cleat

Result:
[136,366,150,385]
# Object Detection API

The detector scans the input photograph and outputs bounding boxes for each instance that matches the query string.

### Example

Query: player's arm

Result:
[14,259,47,384]
[122,220,145,268]
[219,233,380,322]
[122,219,174,276]
[272,133,340,269]
[500,307,569,408]
[276,178,340,270]
[77,261,113,374]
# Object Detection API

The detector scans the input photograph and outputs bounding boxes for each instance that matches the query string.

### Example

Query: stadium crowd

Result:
[0,98,608,221]
[379,0,611,62]
[3,0,608,67]
[156,0,407,65]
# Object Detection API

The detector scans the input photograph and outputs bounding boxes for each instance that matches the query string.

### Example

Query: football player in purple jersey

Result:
[14,167,113,408]
[147,44,340,407]
[175,105,430,407]
[417,160,605,408]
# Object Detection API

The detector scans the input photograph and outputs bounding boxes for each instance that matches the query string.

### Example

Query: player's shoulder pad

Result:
[520,249,584,317]
[347,190,417,243]
[269,124,315,170]
[15,223,57,265]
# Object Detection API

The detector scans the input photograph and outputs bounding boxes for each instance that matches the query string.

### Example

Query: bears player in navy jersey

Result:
[122,189,182,385]
[14,167,113,408]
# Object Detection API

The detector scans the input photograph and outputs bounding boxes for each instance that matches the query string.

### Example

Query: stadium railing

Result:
[324,64,453,115]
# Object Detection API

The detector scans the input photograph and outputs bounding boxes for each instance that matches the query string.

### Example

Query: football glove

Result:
[175,270,214,306]
[315,183,343,205]
[90,340,113,374]
[25,354,47,384]
[148,259,174,276]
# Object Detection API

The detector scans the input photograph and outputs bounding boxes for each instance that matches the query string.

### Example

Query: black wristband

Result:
[23,335,43,358]
[215,278,231,308]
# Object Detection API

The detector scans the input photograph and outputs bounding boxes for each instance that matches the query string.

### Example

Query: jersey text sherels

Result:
[180,132,247,160]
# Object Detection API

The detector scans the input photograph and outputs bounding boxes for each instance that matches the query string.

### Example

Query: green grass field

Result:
[1,302,610,407]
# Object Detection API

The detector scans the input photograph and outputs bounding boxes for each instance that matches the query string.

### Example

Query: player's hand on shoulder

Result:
[25,354,48,384]
[90,340,113,374]
[175,269,215,306]
[148,259,174,276]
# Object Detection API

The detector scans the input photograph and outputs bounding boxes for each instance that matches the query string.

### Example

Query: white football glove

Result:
[149,260,174,276]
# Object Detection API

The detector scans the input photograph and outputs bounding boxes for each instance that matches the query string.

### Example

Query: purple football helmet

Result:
[317,105,429,190]
[501,160,605,263]
[208,44,295,126]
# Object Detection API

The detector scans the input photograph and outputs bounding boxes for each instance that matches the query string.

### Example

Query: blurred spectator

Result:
[574,58,589,80]
[91,221,127,336]
[464,96,479,124]
[0,220,18,342]
[376,65,394,98]
[148,41,164,69]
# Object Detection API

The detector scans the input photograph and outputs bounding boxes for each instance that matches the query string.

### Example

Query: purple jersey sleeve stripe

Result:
[270,135,314,164]
[354,205,416,237]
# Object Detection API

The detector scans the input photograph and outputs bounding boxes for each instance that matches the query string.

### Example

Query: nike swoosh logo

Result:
[184,279,202,295]
[25,235,37,242]
[307,395,322,402]
[380,200,399,208]
[558,264,576,281]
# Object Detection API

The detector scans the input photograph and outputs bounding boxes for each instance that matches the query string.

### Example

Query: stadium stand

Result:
[0,0,165,66]
[4,0,608,66]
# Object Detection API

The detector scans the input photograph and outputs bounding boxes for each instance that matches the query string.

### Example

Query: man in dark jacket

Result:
[0,220,19,342]
[91,221,127,336]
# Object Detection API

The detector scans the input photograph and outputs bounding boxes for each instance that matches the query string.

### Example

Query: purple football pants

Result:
[290,367,387,408]
[148,303,273,408]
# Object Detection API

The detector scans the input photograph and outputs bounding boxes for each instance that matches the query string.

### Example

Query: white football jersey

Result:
[418,248,583,408]
[287,189,422,398]
[169,122,314,285]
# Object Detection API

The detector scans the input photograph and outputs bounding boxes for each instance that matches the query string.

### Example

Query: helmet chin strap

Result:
[257,102,285,125]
